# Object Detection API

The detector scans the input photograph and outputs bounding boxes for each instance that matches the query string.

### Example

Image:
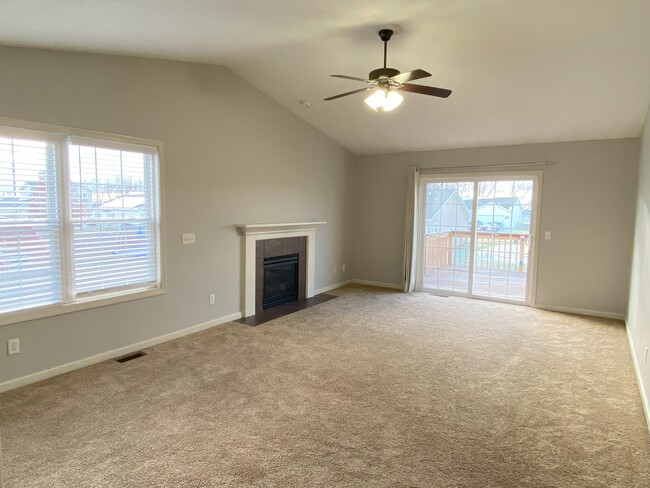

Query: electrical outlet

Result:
[342,264,346,272]
[182,233,196,245]
[544,231,552,240]
[8,338,20,355]
[333,265,338,274]
[209,293,216,305]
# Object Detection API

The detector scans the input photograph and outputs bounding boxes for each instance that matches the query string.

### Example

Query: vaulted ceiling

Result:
[1,0,649,155]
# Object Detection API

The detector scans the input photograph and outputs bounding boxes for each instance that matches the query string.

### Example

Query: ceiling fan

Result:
[324,29,452,112]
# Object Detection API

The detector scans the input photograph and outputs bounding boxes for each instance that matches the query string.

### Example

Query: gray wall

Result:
[353,139,640,315]
[628,107,650,416]
[0,47,355,384]
[0,45,642,388]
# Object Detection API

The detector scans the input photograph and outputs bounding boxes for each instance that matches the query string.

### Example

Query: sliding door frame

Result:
[416,170,543,306]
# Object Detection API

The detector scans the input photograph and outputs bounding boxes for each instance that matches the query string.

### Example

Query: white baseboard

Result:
[626,322,650,434]
[351,279,402,290]
[315,279,402,294]
[0,311,242,394]
[315,280,352,294]
[533,304,625,321]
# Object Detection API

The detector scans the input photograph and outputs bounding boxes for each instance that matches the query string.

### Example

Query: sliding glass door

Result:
[418,174,539,304]
[421,180,474,294]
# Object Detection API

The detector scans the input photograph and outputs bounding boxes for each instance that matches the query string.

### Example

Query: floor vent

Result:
[116,351,147,363]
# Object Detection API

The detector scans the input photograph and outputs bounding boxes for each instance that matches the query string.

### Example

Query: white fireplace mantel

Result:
[236,221,326,317]
[235,221,327,235]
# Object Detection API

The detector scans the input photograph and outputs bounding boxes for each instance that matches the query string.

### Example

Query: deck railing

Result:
[424,231,528,274]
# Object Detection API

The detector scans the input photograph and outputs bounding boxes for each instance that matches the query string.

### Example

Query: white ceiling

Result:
[1,0,649,155]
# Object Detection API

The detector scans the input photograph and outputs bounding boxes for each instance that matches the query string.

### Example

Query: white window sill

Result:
[0,287,166,327]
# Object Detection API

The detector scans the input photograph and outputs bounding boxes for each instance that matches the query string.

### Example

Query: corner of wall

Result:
[626,104,650,433]
[626,318,650,434]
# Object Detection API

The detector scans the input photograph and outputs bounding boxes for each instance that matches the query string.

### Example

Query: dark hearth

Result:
[236,293,336,326]
[263,254,299,309]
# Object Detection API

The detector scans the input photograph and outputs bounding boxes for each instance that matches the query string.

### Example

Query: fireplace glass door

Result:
[263,254,299,309]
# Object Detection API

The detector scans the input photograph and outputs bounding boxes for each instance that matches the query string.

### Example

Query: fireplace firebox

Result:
[254,236,306,314]
[263,254,299,309]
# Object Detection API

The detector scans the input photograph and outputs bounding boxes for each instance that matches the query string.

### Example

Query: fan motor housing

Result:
[369,68,400,80]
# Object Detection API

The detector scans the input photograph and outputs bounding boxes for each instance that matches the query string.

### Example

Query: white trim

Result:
[419,161,553,173]
[467,183,480,295]
[351,279,402,290]
[59,134,75,304]
[415,176,428,292]
[68,135,158,154]
[0,287,166,327]
[419,287,626,319]
[236,222,326,233]
[421,287,529,306]
[527,172,544,306]
[315,280,352,294]
[0,310,242,394]
[0,116,162,148]
[316,279,403,293]
[625,321,650,434]
[533,304,625,321]
[156,144,168,296]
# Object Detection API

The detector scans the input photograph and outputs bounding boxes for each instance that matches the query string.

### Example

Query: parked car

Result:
[477,222,502,232]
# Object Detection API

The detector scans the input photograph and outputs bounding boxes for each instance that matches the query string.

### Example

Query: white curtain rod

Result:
[418,160,553,173]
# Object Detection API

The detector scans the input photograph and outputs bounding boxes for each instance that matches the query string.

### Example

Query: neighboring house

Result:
[425,188,471,234]
[464,197,526,230]
[96,193,146,218]
[0,196,28,216]
[0,180,48,218]
[520,207,531,229]
[69,182,97,220]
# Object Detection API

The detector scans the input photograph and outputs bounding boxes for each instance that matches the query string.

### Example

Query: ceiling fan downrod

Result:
[370,29,400,81]
[379,29,393,68]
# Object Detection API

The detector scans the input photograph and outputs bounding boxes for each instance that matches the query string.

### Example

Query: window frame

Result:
[0,117,166,327]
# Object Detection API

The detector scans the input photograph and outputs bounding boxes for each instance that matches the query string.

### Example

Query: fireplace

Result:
[263,254,299,309]
[236,221,326,317]
[255,236,307,314]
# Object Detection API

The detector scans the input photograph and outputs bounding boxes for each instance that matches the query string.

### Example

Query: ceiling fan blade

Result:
[390,69,431,84]
[400,83,452,98]
[324,87,372,101]
[330,74,369,83]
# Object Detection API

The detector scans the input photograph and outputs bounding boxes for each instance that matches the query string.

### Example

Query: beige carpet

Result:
[1,285,649,487]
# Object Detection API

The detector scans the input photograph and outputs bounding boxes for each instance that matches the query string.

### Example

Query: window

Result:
[0,121,163,324]
[0,136,62,313]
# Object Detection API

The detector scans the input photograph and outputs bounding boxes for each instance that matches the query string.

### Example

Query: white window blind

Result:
[68,141,160,297]
[0,122,162,323]
[0,136,63,313]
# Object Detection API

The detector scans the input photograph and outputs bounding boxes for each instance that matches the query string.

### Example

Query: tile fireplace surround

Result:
[257,237,306,312]
[235,222,326,317]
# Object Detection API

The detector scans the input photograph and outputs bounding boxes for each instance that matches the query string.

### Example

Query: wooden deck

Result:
[423,265,527,301]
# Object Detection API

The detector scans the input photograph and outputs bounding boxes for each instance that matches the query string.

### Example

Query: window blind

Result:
[68,142,160,297]
[0,122,162,322]
[0,136,63,313]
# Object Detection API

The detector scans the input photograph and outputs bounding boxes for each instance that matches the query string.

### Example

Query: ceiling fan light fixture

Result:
[383,90,404,111]
[364,88,403,112]
[324,28,451,107]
